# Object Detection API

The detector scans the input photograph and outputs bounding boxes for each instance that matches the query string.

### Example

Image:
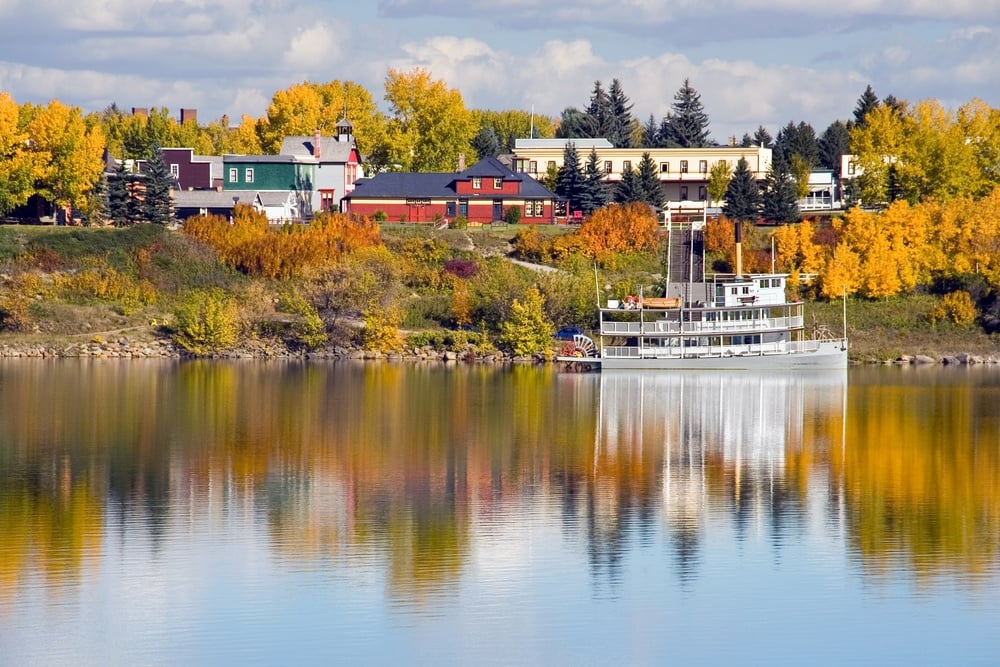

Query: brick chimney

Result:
[180,108,197,124]
[313,129,322,159]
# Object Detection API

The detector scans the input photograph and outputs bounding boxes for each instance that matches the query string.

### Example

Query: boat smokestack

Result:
[734,220,743,276]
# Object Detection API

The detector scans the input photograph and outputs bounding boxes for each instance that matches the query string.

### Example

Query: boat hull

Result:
[594,339,848,370]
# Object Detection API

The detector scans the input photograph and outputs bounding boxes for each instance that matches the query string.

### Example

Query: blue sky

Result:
[0,0,997,141]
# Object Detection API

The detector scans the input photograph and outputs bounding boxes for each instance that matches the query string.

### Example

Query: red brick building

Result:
[342,157,559,224]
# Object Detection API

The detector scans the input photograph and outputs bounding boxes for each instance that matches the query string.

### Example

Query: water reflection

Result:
[1,360,999,619]
[595,370,847,584]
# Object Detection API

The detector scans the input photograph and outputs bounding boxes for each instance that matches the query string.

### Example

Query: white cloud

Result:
[283,22,342,71]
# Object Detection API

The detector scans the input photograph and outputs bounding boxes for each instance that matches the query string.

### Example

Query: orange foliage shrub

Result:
[182,205,381,279]
[574,202,659,263]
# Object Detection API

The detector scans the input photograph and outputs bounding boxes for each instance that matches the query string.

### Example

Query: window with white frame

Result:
[604,160,612,174]
[170,164,179,178]
[229,167,238,182]
[245,168,254,183]
[680,160,689,173]
[493,177,502,189]
[472,177,481,189]
[699,160,708,173]
[660,162,670,173]
[623,160,631,171]
[529,160,537,173]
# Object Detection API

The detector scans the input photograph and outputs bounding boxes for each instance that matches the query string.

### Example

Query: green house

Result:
[222,154,317,222]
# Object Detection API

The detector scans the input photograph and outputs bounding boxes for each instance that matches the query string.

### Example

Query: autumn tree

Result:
[0,92,40,214]
[374,68,475,173]
[575,201,659,264]
[707,160,732,204]
[498,287,555,356]
[471,109,556,152]
[24,100,106,220]
[820,242,862,299]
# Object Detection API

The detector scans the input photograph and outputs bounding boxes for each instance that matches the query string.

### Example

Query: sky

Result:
[1,0,998,142]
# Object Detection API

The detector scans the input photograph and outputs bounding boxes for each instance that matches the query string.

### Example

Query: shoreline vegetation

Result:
[2,215,999,366]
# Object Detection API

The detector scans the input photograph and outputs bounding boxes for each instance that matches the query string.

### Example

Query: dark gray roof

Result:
[281,135,356,163]
[345,157,555,200]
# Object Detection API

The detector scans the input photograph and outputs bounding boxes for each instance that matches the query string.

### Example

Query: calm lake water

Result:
[1,360,999,666]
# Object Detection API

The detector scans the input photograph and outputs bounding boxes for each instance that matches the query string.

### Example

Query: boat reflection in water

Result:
[594,370,848,578]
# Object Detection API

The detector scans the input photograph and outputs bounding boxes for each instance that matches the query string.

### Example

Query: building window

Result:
[228,167,237,183]
[680,160,689,173]
[346,163,357,186]
[698,186,707,200]
[245,168,254,183]
[320,189,336,212]
[526,201,544,217]
[848,161,856,175]
[604,160,613,174]
[170,164,179,178]
[547,161,556,171]
[494,177,503,189]
[529,160,537,173]
[660,162,670,173]
[718,159,727,167]
[680,186,688,200]
[623,160,631,172]
[446,201,456,217]
[472,177,481,189]
[699,160,708,173]
[459,199,468,216]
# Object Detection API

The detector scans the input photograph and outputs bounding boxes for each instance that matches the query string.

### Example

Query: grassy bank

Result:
[2,222,999,362]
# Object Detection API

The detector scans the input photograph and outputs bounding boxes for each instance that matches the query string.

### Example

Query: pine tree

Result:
[585,80,612,138]
[818,120,850,177]
[108,160,130,227]
[471,125,501,159]
[556,107,597,139]
[760,161,801,224]
[555,142,586,215]
[144,146,174,225]
[635,152,663,210]
[614,165,639,204]
[722,157,761,222]
[579,148,608,215]
[641,114,659,148]
[740,133,754,148]
[773,121,818,171]
[752,125,773,148]
[607,79,634,148]
[81,170,109,226]
[658,78,711,148]
[853,85,880,128]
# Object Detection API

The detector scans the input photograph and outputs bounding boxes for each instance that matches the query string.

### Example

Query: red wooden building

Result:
[342,157,559,224]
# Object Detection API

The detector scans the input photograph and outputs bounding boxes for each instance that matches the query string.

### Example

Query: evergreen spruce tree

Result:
[108,160,131,227]
[641,114,659,148]
[760,161,801,224]
[144,146,174,225]
[818,120,850,177]
[722,157,761,222]
[773,121,818,171]
[658,78,711,148]
[579,148,608,215]
[126,172,146,226]
[740,133,754,148]
[555,142,586,215]
[752,125,773,148]
[853,85,880,128]
[607,79,634,148]
[82,170,109,227]
[556,107,597,139]
[585,80,612,139]
[635,152,664,210]
[614,165,639,204]
[471,126,502,159]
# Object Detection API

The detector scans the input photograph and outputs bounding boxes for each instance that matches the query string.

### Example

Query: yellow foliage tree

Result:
[0,93,41,215]
[820,242,861,299]
[498,288,555,356]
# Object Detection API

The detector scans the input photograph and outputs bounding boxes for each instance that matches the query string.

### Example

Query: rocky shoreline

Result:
[0,336,998,366]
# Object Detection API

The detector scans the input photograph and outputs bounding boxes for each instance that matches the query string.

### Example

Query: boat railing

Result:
[600,315,805,335]
[602,338,841,359]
